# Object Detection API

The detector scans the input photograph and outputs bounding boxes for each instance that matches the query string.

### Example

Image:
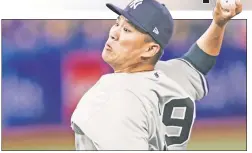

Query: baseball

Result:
[220,0,236,10]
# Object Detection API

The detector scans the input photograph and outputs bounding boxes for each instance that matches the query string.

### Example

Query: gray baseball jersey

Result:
[71,58,208,150]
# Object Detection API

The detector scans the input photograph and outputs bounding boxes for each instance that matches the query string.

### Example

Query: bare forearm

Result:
[196,21,227,56]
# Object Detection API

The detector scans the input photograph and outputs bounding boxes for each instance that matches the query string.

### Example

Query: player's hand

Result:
[213,0,243,27]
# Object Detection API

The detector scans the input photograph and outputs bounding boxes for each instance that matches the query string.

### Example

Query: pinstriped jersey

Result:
[71,58,208,150]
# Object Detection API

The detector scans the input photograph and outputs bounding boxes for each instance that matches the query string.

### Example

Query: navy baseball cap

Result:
[106,0,174,49]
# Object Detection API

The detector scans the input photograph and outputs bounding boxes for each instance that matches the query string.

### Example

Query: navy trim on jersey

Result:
[198,73,206,97]
[177,58,209,97]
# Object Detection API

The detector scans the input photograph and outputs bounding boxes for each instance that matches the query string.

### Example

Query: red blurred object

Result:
[61,50,111,124]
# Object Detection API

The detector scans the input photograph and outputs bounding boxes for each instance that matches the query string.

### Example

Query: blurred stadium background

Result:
[1,19,246,150]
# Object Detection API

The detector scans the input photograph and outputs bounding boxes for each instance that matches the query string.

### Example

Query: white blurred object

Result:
[2,75,44,118]
[220,0,236,10]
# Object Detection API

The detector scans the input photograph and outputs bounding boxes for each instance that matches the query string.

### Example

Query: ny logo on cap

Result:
[129,0,143,9]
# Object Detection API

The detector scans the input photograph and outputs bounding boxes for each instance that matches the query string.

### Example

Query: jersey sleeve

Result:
[155,58,209,101]
[76,90,149,150]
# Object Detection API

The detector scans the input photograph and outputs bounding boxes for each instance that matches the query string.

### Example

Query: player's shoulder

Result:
[98,73,139,94]
[99,70,188,101]
[155,58,184,70]
[100,72,156,90]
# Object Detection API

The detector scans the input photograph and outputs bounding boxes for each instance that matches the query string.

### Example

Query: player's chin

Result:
[102,49,113,63]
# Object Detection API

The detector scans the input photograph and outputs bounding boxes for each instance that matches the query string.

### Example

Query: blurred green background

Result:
[2,117,246,150]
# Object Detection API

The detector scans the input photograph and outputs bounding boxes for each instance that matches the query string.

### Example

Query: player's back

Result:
[122,69,196,150]
[71,66,196,150]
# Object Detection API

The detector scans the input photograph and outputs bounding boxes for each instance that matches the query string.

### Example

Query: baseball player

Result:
[71,0,242,150]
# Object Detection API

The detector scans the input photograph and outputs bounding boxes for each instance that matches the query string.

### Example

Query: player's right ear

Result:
[141,44,160,59]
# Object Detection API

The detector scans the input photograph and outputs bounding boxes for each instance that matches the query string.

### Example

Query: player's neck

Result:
[114,64,154,73]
